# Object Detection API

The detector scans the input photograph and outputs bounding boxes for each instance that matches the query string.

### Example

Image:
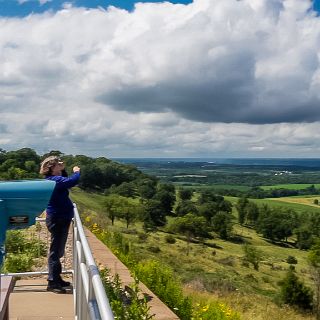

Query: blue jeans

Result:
[46,216,72,282]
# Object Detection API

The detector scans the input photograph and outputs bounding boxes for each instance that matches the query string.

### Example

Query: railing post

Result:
[72,204,114,320]
[73,224,79,319]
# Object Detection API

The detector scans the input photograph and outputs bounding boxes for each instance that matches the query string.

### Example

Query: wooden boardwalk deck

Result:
[9,279,74,320]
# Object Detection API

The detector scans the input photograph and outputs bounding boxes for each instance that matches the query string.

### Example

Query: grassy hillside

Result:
[71,188,106,211]
[71,189,316,320]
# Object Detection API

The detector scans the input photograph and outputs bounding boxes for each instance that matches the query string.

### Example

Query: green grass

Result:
[261,183,320,190]
[71,187,106,212]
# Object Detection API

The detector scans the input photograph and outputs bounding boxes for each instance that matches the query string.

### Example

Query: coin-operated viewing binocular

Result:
[0,180,55,266]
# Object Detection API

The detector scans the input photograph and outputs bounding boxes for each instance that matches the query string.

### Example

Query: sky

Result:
[1,0,320,158]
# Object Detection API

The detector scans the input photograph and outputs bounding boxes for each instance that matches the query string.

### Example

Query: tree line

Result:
[236,197,320,250]
[214,185,320,199]
[0,148,152,191]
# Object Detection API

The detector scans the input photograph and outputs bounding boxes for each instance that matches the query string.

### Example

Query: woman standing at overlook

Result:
[40,156,80,294]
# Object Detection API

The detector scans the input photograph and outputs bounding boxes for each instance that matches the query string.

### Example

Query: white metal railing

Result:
[73,204,114,320]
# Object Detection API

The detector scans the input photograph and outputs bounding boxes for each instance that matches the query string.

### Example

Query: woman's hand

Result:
[73,166,80,173]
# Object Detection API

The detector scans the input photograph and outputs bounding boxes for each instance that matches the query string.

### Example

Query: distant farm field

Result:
[261,183,320,190]
[176,184,251,191]
[225,196,320,213]
[271,196,320,208]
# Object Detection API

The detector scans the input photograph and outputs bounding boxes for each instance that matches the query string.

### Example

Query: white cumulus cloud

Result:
[1,0,320,157]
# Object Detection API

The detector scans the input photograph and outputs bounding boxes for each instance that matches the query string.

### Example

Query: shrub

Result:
[5,230,27,253]
[138,232,148,241]
[147,246,161,253]
[135,260,193,320]
[165,235,176,244]
[286,255,298,264]
[5,230,47,256]
[242,244,263,271]
[4,253,33,273]
[279,269,313,310]
[4,229,47,272]
[100,268,154,320]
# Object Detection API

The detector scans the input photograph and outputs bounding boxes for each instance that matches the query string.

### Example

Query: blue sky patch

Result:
[0,0,193,17]
[0,0,319,17]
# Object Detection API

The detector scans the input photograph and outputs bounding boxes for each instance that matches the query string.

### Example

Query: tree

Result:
[198,191,224,205]
[7,167,27,180]
[143,199,167,230]
[103,195,123,225]
[198,202,218,222]
[242,244,263,271]
[178,188,193,201]
[307,184,317,195]
[211,211,232,239]
[79,164,102,190]
[0,159,19,172]
[0,148,6,163]
[7,148,40,168]
[279,268,313,311]
[247,186,265,199]
[217,199,232,214]
[257,208,297,242]
[111,182,137,198]
[296,226,314,250]
[308,239,320,319]
[41,150,64,160]
[24,160,38,173]
[246,201,259,225]
[236,197,249,225]
[309,213,320,238]
[175,199,198,216]
[137,179,157,200]
[169,214,209,255]
[118,199,141,228]
[154,184,176,215]
[273,209,297,242]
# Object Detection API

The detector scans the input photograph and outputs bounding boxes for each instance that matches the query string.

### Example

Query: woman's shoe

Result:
[47,282,67,294]
[59,279,71,288]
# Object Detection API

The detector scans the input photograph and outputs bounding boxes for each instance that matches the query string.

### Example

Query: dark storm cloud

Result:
[95,0,320,124]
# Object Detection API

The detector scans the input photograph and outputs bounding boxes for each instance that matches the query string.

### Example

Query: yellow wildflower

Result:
[202,305,209,312]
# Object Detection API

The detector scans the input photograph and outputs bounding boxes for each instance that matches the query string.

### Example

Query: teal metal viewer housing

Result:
[0,180,55,265]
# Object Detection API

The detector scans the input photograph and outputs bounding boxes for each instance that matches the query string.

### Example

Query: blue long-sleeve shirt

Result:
[45,172,80,219]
